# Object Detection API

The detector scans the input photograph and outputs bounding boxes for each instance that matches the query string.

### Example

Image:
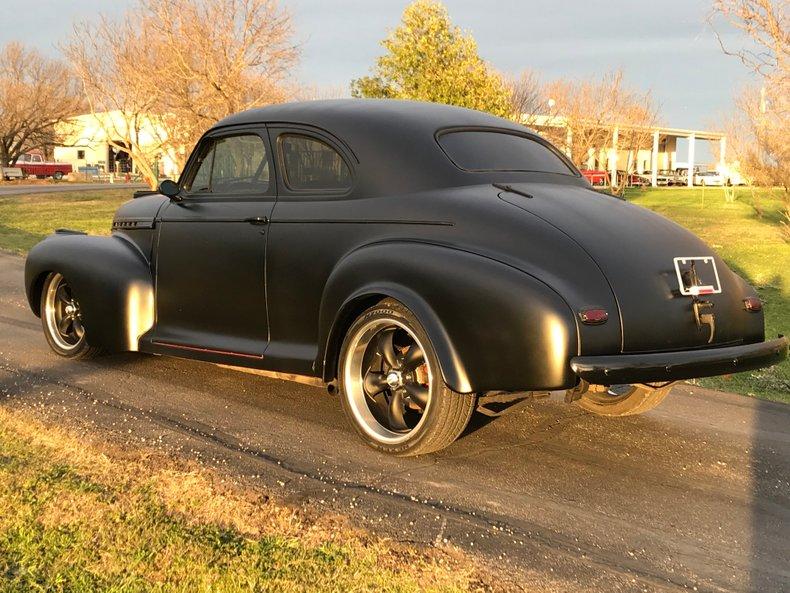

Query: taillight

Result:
[579,308,608,325]
[743,297,762,312]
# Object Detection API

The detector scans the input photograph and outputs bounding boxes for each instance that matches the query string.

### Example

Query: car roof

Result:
[212,99,582,195]
[214,98,524,136]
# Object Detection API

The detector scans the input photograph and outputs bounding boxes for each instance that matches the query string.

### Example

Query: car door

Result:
[263,127,357,374]
[149,128,275,361]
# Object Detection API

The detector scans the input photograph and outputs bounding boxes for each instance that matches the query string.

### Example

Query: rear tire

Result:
[53,171,64,180]
[40,272,101,359]
[338,298,476,456]
[576,384,671,417]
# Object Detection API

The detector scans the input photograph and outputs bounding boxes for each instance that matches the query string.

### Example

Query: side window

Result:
[280,134,351,192]
[212,135,269,193]
[186,141,214,193]
[183,134,269,195]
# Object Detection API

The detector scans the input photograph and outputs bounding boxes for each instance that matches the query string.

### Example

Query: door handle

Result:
[244,216,269,225]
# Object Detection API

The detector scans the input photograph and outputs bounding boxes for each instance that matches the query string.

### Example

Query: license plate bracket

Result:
[673,256,722,296]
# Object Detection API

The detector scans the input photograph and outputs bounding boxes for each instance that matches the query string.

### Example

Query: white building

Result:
[525,114,732,187]
[53,111,181,179]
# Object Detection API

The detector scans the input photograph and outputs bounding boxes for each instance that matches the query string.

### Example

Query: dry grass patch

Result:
[0,407,508,593]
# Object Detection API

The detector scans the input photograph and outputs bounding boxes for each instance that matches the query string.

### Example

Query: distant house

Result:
[53,111,181,179]
[522,114,735,187]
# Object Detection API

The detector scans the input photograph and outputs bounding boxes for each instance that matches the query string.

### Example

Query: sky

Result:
[1,0,756,161]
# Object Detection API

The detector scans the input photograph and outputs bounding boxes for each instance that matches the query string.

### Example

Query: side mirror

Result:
[158,179,182,201]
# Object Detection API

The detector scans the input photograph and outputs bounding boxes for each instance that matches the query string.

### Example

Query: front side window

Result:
[187,142,214,193]
[438,130,575,175]
[280,134,351,192]
[184,134,269,195]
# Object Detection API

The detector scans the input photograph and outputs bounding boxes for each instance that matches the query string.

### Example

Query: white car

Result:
[694,171,726,186]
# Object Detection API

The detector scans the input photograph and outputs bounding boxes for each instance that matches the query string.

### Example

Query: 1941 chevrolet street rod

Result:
[25,100,787,455]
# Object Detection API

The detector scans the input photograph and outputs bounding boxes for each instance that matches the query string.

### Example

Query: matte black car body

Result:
[25,100,787,397]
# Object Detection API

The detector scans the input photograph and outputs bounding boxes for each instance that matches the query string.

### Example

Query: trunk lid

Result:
[498,182,763,353]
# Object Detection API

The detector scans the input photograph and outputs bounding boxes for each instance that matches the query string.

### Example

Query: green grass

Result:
[0,408,476,593]
[0,190,133,253]
[0,186,787,401]
[625,186,789,402]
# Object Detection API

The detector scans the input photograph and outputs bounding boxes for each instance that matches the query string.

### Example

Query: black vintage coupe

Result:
[25,100,787,455]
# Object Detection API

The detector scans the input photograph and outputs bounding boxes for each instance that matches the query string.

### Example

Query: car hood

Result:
[498,182,764,352]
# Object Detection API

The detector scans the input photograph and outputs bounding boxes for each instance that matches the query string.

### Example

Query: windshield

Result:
[438,130,576,175]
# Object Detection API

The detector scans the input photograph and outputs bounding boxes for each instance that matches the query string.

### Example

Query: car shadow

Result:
[462,392,545,437]
[750,396,790,591]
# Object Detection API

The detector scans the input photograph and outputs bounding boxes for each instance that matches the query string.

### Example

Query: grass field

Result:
[0,189,133,253]
[0,186,787,401]
[0,407,484,593]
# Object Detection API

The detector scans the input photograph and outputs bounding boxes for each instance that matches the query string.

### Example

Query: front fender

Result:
[319,241,579,393]
[25,233,154,351]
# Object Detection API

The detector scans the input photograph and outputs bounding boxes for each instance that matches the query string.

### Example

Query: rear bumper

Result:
[570,337,788,385]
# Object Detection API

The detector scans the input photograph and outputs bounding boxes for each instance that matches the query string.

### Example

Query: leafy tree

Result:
[351,0,510,117]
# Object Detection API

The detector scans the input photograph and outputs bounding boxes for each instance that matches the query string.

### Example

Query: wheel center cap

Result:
[64,304,76,315]
[385,371,402,388]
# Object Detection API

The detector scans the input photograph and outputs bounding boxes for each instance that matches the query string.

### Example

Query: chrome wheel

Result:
[343,318,433,445]
[602,384,636,401]
[576,383,673,417]
[578,384,643,406]
[43,273,85,352]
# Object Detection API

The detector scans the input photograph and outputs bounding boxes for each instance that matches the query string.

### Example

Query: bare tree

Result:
[615,101,660,193]
[712,0,788,235]
[143,0,299,165]
[64,0,298,188]
[0,43,81,170]
[725,86,789,187]
[64,13,167,188]
[710,0,788,78]
[505,70,544,124]
[296,85,350,101]
[540,70,658,192]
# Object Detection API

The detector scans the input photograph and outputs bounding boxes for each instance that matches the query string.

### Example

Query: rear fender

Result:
[319,241,579,393]
[24,233,154,351]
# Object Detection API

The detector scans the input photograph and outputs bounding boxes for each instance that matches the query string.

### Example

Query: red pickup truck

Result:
[15,154,72,180]
[580,169,609,186]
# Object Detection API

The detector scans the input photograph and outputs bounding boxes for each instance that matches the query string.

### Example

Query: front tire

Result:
[40,272,101,359]
[576,384,672,417]
[338,299,476,456]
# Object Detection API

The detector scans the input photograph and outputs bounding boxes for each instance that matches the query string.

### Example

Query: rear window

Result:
[438,130,575,175]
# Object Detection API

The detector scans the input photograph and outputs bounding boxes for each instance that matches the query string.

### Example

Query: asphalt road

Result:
[1,251,788,593]
[0,182,145,196]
